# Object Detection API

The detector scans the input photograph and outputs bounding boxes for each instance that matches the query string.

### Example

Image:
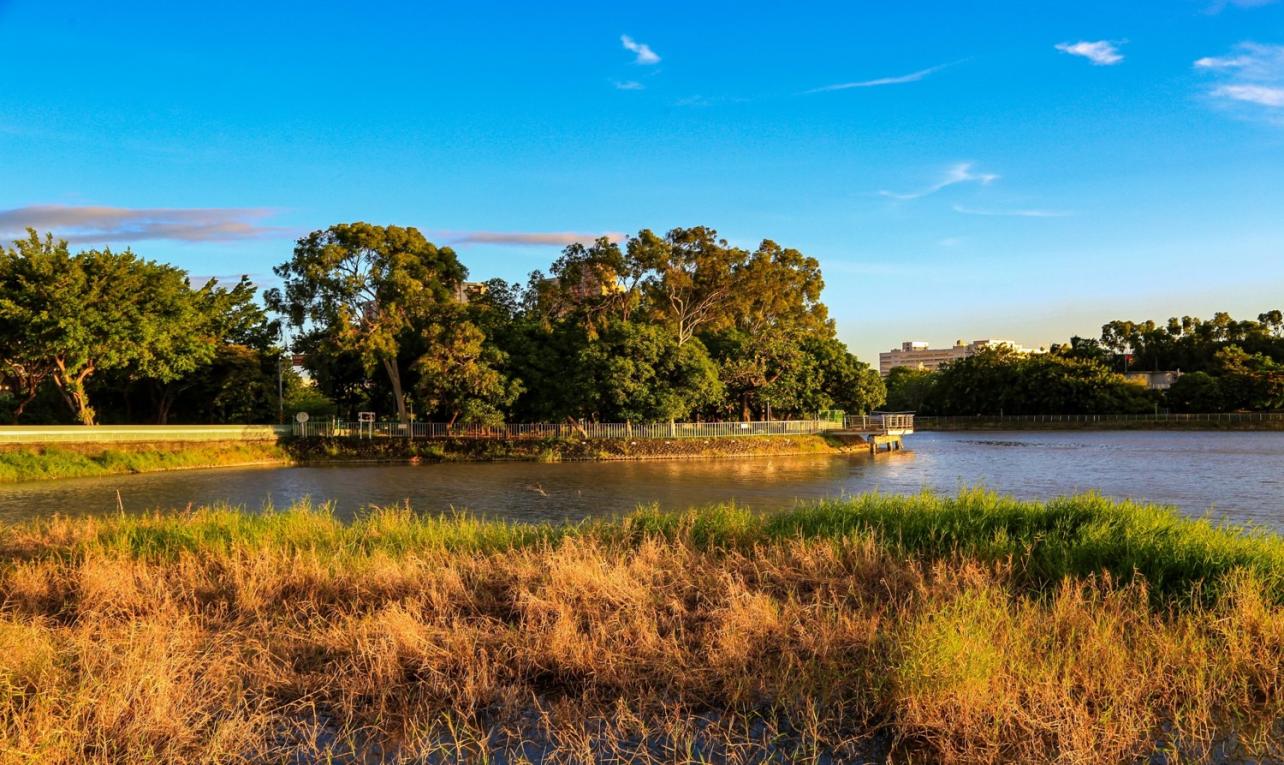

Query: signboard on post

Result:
[294,411,309,436]
[358,411,375,438]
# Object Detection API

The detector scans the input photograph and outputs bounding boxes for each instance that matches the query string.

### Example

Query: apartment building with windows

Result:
[879,339,1043,376]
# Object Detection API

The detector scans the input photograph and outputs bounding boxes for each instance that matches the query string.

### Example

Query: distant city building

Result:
[1123,370,1182,390]
[879,338,1044,376]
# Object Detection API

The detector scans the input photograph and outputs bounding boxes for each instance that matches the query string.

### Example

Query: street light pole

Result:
[277,327,286,425]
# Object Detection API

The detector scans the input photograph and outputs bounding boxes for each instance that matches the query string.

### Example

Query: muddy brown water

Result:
[2,431,1282,529]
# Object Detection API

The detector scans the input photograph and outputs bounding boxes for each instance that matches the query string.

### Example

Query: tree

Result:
[924,348,1153,416]
[633,226,746,346]
[1213,346,1284,410]
[0,231,209,425]
[575,321,723,423]
[136,275,277,424]
[884,367,937,412]
[266,223,466,424]
[1165,372,1224,413]
[700,239,833,419]
[415,317,522,427]
[803,337,886,415]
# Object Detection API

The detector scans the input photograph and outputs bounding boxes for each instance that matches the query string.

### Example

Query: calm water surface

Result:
[2,431,1283,528]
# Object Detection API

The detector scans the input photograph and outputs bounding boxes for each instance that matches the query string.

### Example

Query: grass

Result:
[0,441,288,483]
[1,491,1282,763]
[0,434,848,485]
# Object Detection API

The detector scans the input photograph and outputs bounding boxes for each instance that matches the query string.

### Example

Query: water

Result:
[2,431,1283,528]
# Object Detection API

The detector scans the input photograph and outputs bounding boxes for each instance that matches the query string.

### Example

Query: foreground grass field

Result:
[1,491,1282,763]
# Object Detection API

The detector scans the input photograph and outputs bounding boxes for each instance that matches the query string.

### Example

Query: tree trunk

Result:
[52,359,96,426]
[380,356,408,423]
[10,383,39,423]
[157,387,176,425]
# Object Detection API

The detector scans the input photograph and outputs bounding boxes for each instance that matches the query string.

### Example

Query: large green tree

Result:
[0,230,219,425]
[632,226,745,347]
[266,223,466,424]
[415,317,522,427]
[574,321,723,423]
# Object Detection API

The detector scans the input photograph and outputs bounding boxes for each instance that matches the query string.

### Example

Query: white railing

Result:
[844,413,915,433]
[292,415,916,440]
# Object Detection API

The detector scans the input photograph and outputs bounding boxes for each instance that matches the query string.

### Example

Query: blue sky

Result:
[2,0,1283,362]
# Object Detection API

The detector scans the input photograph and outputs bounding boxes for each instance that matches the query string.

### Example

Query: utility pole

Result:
[277,327,286,425]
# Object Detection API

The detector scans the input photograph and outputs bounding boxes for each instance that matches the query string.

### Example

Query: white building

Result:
[879,339,1043,376]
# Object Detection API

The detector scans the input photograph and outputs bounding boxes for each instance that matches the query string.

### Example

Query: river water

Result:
[2,431,1283,528]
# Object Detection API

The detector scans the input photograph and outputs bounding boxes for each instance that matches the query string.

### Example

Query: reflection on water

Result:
[2,431,1283,529]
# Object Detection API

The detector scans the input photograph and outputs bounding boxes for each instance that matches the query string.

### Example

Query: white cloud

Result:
[1195,43,1284,115]
[879,162,999,201]
[1214,84,1284,106]
[439,231,626,247]
[807,62,952,93]
[0,205,285,244]
[621,35,660,65]
[612,80,644,91]
[1055,40,1124,66]
[953,204,1073,218]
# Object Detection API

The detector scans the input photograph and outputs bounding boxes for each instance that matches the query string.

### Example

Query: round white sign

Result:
[295,411,310,424]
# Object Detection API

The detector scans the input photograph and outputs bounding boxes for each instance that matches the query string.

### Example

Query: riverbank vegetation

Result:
[0,435,850,484]
[0,441,287,483]
[886,311,1284,416]
[2,224,884,427]
[284,433,849,466]
[2,491,1281,763]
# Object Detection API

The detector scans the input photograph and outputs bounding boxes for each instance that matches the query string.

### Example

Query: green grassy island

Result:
[2,490,1281,763]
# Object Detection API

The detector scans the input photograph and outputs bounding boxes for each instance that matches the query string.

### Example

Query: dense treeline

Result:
[269,223,884,425]
[886,312,1284,415]
[0,224,884,425]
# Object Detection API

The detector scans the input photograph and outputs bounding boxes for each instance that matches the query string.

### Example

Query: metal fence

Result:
[292,418,859,440]
[915,412,1284,429]
[844,413,915,433]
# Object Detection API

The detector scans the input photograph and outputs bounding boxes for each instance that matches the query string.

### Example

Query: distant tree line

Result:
[886,312,1284,415]
[0,224,885,425]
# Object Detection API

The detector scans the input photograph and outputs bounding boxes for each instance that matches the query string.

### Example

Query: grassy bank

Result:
[0,441,289,483]
[282,433,850,465]
[2,491,1282,763]
[0,435,852,485]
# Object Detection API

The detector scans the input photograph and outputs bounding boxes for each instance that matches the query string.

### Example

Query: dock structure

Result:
[831,413,915,454]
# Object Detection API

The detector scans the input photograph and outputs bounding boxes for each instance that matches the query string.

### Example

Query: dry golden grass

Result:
[0,495,1281,763]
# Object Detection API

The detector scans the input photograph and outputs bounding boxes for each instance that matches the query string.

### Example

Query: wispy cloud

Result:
[621,35,660,65]
[612,80,645,91]
[1213,83,1284,106]
[1206,0,1278,13]
[806,62,954,93]
[879,162,999,201]
[0,205,286,244]
[1055,40,1124,66]
[439,231,626,247]
[1195,42,1284,116]
[953,204,1073,218]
